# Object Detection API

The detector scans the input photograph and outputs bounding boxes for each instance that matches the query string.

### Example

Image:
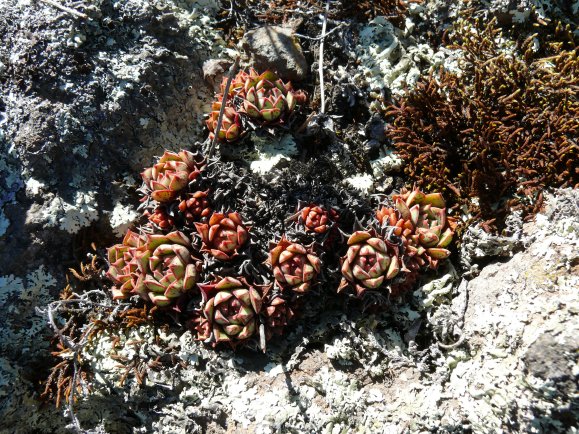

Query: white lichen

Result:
[248,134,299,175]
[370,150,403,178]
[25,177,45,196]
[344,174,373,194]
[415,264,458,309]
[0,210,9,237]
[0,266,57,311]
[354,16,442,99]
[39,190,99,233]
[109,201,139,238]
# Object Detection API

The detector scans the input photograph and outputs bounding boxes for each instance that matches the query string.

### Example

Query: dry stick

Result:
[318,0,330,114]
[207,56,241,160]
[39,0,88,19]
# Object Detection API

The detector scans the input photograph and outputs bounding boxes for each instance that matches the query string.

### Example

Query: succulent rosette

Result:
[376,187,456,270]
[106,230,149,301]
[139,231,200,307]
[268,237,321,294]
[195,212,249,261]
[263,295,295,340]
[141,150,205,203]
[206,101,242,142]
[206,68,305,142]
[195,277,263,346]
[178,190,211,224]
[338,230,400,297]
[295,205,339,234]
[146,206,175,230]
[241,70,302,123]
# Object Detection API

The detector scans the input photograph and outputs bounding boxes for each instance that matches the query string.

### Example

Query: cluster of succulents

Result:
[206,68,306,142]
[103,69,459,351]
[339,187,456,298]
[106,230,200,307]
[106,149,455,351]
[139,150,211,231]
[290,204,340,235]
[106,148,328,349]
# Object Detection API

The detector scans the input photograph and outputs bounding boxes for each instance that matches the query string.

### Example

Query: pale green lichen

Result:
[38,190,99,234]
[344,174,373,194]
[248,133,299,175]
[109,201,139,238]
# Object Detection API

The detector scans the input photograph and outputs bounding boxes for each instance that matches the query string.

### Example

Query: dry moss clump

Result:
[40,256,154,411]
[385,18,578,231]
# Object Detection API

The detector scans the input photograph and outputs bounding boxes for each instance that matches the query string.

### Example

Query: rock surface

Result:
[0,0,578,432]
[242,25,308,81]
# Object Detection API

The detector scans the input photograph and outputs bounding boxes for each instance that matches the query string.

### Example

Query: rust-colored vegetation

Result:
[385,18,578,231]
[41,256,154,408]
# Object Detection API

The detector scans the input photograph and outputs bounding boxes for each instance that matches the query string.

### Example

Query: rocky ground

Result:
[0,0,578,433]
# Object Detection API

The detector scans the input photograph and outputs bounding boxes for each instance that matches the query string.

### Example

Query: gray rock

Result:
[524,331,578,382]
[241,26,308,81]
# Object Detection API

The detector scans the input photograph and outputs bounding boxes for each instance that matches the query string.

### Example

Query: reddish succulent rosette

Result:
[195,212,249,261]
[263,295,295,340]
[139,231,200,307]
[146,206,175,230]
[178,190,211,224]
[338,230,400,297]
[242,70,298,123]
[206,68,306,143]
[141,150,205,203]
[298,205,339,234]
[376,187,455,271]
[206,102,242,142]
[268,237,321,294]
[106,230,148,301]
[195,277,263,346]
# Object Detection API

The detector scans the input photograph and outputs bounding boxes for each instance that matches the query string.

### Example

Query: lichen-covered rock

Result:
[0,0,225,430]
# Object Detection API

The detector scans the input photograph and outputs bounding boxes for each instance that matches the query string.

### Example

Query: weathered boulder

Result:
[242,25,308,82]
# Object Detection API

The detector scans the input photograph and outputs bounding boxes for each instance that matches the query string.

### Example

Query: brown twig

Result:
[207,56,241,160]
[37,289,131,433]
